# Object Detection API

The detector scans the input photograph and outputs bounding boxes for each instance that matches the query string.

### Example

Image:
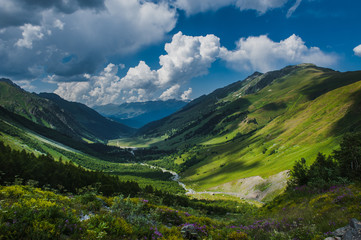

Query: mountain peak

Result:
[38,92,63,101]
[0,78,22,90]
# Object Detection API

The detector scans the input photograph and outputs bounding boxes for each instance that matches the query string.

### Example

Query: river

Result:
[140,163,195,194]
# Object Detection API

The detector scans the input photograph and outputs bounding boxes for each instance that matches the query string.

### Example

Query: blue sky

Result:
[0,0,360,106]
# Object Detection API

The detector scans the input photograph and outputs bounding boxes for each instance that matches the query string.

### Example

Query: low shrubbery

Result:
[2,183,360,239]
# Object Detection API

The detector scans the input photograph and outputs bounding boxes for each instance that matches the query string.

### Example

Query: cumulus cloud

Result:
[219,34,337,72]
[354,44,361,57]
[54,81,91,103]
[159,84,181,100]
[54,63,158,106]
[181,88,192,100]
[15,24,44,49]
[119,61,158,89]
[0,0,177,81]
[157,32,220,86]
[54,32,337,105]
[173,0,290,15]
[54,32,219,105]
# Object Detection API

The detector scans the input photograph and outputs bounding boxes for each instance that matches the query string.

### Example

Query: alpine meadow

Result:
[1,0,361,239]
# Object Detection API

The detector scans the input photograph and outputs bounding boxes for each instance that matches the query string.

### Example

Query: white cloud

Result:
[54,19,64,30]
[54,32,338,105]
[157,31,220,86]
[286,0,302,18]
[181,88,192,100]
[119,61,158,89]
[14,80,36,91]
[53,32,220,105]
[54,81,91,103]
[173,0,290,15]
[159,84,181,100]
[173,0,234,15]
[220,34,337,72]
[54,62,159,106]
[354,44,361,57]
[235,0,288,14]
[2,0,177,80]
[15,24,44,49]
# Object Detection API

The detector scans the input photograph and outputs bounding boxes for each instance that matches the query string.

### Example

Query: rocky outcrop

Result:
[325,218,361,240]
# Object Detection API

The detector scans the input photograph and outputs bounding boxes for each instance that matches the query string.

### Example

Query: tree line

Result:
[288,132,361,189]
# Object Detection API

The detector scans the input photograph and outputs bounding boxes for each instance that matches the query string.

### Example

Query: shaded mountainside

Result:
[93,100,188,128]
[136,64,361,192]
[0,79,134,142]
[39,93,134,140]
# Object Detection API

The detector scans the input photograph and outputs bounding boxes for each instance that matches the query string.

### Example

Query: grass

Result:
[138,67,361,195]
[0,118,184,194]
[108,136,165,148]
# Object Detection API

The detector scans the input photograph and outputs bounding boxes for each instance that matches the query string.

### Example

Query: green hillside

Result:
[133,64,361,193]
[39,93,135,140]
[0,106,182,194]
[0,79,134,142]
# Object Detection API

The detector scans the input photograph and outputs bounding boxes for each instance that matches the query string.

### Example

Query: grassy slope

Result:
[140,66,361,192]
[0,111,183,194]
[0,79,94,141]
[0,79,134,142]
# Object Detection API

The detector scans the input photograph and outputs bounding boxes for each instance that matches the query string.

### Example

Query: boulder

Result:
[326,219,361,240]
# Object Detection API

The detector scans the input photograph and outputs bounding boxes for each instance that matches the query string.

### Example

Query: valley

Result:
[1,0,361,238]
[1,64,361,239]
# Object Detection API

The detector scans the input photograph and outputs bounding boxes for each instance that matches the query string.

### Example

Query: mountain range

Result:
[1,63,361,196]
[133,63,361,193]
[93,100,188,128]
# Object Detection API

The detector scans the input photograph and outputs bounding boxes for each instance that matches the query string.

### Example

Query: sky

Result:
[0,0,360,106]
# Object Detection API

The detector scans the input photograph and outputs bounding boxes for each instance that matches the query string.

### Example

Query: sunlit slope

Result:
[142,64,361,191]
[0,79,134,142]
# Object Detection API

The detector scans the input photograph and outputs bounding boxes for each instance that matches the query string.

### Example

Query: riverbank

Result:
[139,163,288,203]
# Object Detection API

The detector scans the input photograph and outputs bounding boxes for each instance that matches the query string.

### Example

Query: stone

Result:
[342,230,354,240]
[325,219,361,240]
[350,218,361,231]
[334,227,351,237]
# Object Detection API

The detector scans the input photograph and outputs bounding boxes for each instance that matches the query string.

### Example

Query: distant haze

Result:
[93,99,188,128]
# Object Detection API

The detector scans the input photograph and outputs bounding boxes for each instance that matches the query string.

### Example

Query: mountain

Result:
[0,79,134,142]
[136,64,361,193]
[38,92,134,140]
[93,100,188,128]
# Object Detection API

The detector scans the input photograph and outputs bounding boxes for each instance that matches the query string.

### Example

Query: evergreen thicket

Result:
[0,141,141,196]
[288,132,361,189]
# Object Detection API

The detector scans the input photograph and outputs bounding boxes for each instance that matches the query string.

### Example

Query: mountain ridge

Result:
[130,64,361,193]
[93,99,188,128]
[0,79,134,142]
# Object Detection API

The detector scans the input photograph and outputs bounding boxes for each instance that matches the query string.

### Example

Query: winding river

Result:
[140,163,195,194]
[139,163,270,203]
